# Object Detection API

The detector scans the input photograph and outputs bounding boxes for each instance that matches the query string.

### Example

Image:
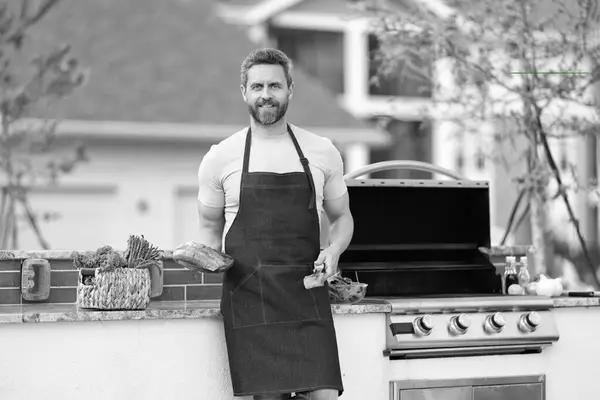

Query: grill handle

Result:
[389,322,415,335]
[343,160,470,180]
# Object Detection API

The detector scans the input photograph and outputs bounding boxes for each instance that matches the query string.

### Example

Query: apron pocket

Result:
[231,269,266,329]
[311,282,334,321]
[260,264,322,324]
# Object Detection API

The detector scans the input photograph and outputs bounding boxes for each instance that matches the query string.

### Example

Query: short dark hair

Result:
[240,48,293,88]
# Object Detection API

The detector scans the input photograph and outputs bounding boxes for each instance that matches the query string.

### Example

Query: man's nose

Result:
[260,87,272,99]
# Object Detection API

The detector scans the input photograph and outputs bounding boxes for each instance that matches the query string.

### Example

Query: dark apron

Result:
[220,124,344,397]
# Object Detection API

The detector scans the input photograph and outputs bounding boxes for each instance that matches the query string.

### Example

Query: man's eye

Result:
[252,85,262,90]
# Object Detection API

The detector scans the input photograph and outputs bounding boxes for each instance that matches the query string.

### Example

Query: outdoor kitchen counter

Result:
[552,296,600,308]
[0,296,595,325]
[0,298,391,324]
[2,295,600,400]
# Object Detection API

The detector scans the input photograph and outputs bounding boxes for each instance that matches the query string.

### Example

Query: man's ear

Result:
[288,82,294,100]
[240,85,247,102]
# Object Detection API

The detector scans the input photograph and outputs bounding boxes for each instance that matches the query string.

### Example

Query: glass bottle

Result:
[518,256,531,287]
[503,256,519,294]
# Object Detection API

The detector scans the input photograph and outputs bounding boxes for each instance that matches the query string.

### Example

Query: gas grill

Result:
[336,162,560,360]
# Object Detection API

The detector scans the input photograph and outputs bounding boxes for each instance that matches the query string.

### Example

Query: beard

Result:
[248,98,288,126]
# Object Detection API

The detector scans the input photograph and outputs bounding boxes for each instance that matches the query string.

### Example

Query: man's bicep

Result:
[196,147,226,249]
[323,142,348,202]
[197,148,226,208]
[197,201,225,250]
[197,201,225,225]
[324,192,350,222]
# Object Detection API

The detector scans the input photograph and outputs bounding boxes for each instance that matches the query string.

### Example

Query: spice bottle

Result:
[518,256,531,287]
[503,256,519,294]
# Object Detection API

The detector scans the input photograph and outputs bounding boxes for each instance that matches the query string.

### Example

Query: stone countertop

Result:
[0,249,174,260]
[0,245,535,261]
[0,299,392,325]
[1,296,598,325]
[552,296,600,308]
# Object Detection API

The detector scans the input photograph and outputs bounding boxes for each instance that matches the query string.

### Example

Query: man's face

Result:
[241,64,293,126]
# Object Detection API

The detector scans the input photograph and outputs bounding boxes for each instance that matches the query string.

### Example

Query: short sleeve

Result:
[323,141,348,201]
[197,146,225,208]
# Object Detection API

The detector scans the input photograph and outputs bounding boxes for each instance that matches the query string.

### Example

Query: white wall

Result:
[14,137,371,252]
[1,307,598,400]
[16,139,210,252]
[0,313,385,400]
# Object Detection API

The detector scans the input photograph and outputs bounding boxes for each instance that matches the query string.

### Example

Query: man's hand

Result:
[314,245,342,280]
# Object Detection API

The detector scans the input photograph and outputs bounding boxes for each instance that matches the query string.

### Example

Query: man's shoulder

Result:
[199,128,246,174]
[291,125,344,174]
[206,128,247,158]
[216,128,247,151]
[291,125,337,152]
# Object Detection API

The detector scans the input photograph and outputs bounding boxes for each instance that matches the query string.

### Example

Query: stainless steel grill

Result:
[335,162,560,360]
[382,295,559,359]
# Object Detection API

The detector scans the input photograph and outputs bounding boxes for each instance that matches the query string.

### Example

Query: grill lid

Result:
[334,179,501,296]
[343,179,491,252]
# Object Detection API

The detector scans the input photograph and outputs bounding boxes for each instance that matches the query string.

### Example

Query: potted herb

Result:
[74,235,162,310]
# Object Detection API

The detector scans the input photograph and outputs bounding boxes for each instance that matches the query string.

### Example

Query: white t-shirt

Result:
[197,124,347,249]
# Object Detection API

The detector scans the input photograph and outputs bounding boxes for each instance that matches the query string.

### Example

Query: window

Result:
[369,118,433,179]
[368,34,432,97]
[271,27,345,94]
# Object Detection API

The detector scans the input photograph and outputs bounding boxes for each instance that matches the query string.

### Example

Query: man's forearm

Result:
[327,212,354,254]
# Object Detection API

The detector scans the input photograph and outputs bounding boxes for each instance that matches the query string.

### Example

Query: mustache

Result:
[257,99,278,107]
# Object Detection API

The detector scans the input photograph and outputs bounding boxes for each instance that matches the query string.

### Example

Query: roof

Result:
[286,0,354,14]
[219,0,354,15]
[219,0,264,5]
[217,0,361,22]
[20,0,372,131]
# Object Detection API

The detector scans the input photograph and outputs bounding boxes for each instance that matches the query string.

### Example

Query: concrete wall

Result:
[1,307,598,399]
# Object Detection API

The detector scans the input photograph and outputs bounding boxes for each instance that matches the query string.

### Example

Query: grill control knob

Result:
[518,311,541,333]
[413,315,434,336]
[448,314,471,335]
[484,312,506,333]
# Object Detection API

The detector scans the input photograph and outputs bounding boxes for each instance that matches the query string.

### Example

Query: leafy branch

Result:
[359,0,600,288]
[0,0,88,250]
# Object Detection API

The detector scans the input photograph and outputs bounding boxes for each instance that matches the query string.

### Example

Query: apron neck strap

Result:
[242,124,317,209]
[287,124,316,210]
[242,126,252,175]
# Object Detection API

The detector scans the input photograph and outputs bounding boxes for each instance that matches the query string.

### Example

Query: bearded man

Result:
[197,48,354,400]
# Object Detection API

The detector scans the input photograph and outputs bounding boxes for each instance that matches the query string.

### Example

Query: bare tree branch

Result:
[0,0,87,250]
[534,104,600,287]
[501,187,526,245]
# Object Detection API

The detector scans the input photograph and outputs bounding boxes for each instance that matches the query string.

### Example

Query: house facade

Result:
[13,0,388,252]
[218,0,435,180]
[12,0,597,253]
[217,0,599,246]
[217,0,509,239]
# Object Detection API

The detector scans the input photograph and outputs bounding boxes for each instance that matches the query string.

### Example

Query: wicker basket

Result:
[77,267,151,310]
